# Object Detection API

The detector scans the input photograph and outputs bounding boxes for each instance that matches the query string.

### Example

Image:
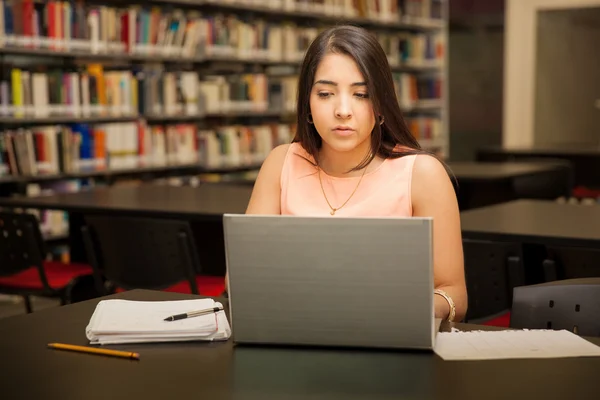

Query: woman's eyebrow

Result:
[314,79,367,87]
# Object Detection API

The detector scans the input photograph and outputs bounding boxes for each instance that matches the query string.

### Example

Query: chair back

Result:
[510,278,600,336]
[81,215,201,295]
[0,211,50,288]
[543,245,600,281]
[463,239,525,322]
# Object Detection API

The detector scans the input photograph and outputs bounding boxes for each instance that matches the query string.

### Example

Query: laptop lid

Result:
[223,214,436,350]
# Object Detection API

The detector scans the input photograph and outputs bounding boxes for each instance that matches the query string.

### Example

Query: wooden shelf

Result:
[0,115,140,125]
[145,109,292,122]
[0,111,295,126]
[113,0,446,31]
[0,162,263,185]
[193,0,445,31]
[402,99,444,113]
[0,45,446,74]
[0,46,302,66]
[393,60,445,71]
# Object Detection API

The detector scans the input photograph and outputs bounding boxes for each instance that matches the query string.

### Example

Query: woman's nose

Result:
[335,97,352,119]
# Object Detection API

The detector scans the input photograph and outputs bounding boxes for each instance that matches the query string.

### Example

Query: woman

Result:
[245,25,467,322]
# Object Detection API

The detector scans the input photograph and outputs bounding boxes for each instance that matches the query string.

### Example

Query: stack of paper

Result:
[85,298,231,345]
[434,329,600,360]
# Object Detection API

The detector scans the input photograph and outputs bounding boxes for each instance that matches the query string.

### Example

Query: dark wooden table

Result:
[461,199,600,248]
[447,161,572,210]
[0,183,253,274]
[477,144,600,190]
[448,161,566,181]
[1,289,599,400]
[461,199,600,284]
[0,183,253,220]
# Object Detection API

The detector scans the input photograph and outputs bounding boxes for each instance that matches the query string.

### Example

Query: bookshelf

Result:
[0,0,449,241]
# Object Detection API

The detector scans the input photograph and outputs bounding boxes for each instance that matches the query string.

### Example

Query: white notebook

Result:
[86,298,231,345]
[434,329,600,360]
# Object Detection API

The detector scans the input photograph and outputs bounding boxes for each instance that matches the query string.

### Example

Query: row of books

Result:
[212,0,444,21]
[406,116,443,142]
[383,32,444,68]
[143,72,275,116]
[0,67,442,119]
[0,66,279,118]
[0,1,445,66]
[395,73,442,109]
[0,122,295,177]
[0,0,443,45]
[400,0,444,19]
[1,65,136,118]
[0,115,443,178]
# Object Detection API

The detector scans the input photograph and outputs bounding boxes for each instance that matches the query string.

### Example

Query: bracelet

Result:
[434,289,456,322]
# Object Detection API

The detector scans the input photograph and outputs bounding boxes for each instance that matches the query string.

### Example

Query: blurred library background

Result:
[0,0,599,322]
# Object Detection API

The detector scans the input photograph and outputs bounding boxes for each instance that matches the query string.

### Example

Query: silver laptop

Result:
[223,214,439,350]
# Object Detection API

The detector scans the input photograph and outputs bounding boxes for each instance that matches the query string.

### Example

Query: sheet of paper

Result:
[88,299,218,333]
[434,329,600,360]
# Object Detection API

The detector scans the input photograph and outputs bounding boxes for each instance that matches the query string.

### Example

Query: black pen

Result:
[164,306,223,322]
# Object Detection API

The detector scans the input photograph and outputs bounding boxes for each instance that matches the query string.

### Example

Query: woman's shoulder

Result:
[259,142,313,179]
[385,147,453,191]
[261,143,292,173]
[388,146,447,168]
[410,153,456,209]
[269,143,293,159]
[411,152,452,180]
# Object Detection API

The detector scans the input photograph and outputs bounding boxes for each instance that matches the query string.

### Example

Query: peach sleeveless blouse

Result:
[280,143,418,217]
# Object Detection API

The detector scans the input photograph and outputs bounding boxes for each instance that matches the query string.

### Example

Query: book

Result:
[85,298,231,345]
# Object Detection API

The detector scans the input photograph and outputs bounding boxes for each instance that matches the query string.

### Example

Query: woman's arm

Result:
[411,154,468,321]
[245,144,290,215]
[225,144,289,293]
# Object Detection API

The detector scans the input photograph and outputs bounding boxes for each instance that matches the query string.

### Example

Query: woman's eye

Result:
[317,92,331,98]
[355,93,369,99]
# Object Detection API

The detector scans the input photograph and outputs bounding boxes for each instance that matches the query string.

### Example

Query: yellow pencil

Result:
[47,343,140,360]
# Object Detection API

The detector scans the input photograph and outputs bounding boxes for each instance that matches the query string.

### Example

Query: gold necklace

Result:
[318,161,369,216]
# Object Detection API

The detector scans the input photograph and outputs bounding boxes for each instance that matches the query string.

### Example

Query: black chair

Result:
[82,215,225,296]
[0,211,93,313]
[542,245,600,281]
[462,239,525,326]
[510,278,600,337]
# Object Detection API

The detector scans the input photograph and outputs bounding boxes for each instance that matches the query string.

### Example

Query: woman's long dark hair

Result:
[293,25,436,172]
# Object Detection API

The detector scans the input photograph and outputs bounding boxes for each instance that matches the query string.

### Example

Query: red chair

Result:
[112,275,226,297]
[572,185,600,200]
[81,214,226,297]
[0,211,94,313]
[480,311,512,328]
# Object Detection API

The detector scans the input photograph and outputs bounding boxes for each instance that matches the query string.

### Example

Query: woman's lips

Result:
[332,126,355,136]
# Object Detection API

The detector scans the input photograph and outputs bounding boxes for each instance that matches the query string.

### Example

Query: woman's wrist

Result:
[434,289,456,322]
[434,294,450,319]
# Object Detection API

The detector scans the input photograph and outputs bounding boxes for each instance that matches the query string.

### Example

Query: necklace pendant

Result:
[330,209,336,215]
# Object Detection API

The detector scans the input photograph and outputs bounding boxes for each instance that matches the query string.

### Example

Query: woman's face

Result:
[309,52,376,157]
